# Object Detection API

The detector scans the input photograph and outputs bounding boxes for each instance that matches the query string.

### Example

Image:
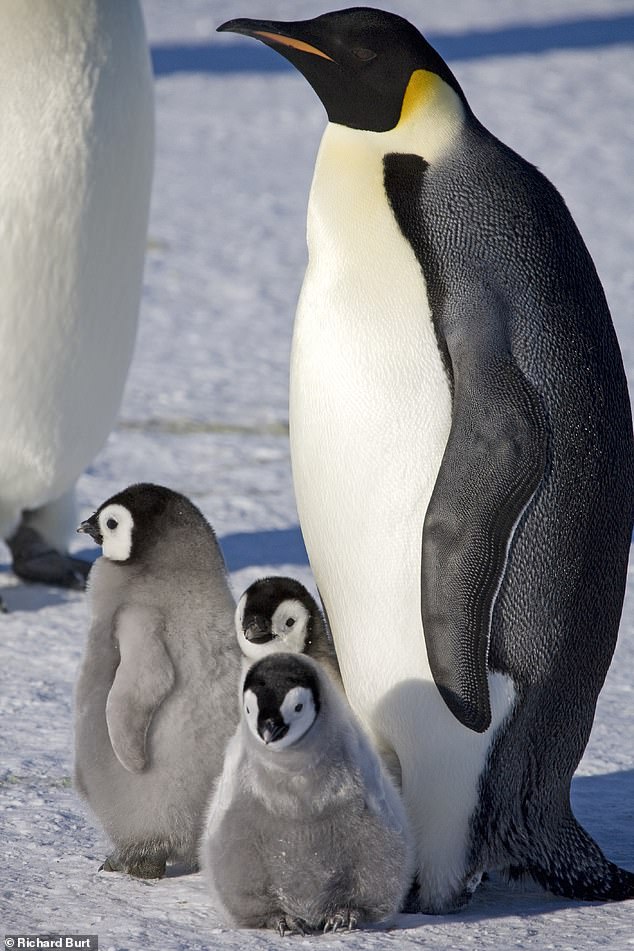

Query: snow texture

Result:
[2,1,633,948]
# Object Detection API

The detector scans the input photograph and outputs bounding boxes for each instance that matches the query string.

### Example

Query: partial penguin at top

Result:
[218,8,634,913]
[0,1,154,601]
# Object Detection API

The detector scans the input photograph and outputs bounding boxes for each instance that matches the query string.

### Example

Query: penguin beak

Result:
[259,717,288,745]
[217,18,334,63]
[77,518,103,547]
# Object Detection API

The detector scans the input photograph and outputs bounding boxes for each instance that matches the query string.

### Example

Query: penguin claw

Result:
[275,916,310,937]
[99,854,166,879]
[323,910,358,933]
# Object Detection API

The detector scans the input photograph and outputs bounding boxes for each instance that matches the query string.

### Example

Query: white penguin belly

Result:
[0,2,153,534]
[290,123,515,905]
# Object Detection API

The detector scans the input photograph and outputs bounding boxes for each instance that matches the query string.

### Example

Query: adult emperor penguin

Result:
[201,653,412,934]
[235,576,342,687]
[0,2,153,591]
[218,9,634,911]
[74,484,241,877]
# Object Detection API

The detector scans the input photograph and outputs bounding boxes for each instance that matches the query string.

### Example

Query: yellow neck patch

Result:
[398,69,444,126]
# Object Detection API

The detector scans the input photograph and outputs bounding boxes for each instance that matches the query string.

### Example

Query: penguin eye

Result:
[245,706,251,715]
[352,47,377,61]
[294,703,303,713]
[285,618,296,628]
[106,518,118,530]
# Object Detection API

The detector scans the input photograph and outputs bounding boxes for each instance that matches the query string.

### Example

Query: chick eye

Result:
[106,518,118,530]
[285,618,296,628]
[352,47,376,61]
[294,703,303,713]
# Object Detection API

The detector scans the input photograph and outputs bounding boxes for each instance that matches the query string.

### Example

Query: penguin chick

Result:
[74,483,241,878]
[235,576,342,688]
[201,653,412,935]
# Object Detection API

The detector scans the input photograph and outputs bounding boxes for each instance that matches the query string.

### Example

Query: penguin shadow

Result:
[219,526,308,573]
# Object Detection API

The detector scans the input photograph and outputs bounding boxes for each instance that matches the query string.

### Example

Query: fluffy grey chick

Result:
[235,576,342,688]
[201,652,412,935]
[74,483,240,878]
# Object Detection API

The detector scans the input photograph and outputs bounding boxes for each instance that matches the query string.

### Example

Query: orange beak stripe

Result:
[253,31,334,61]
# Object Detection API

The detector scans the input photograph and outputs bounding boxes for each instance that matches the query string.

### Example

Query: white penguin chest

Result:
[290,124,453,707]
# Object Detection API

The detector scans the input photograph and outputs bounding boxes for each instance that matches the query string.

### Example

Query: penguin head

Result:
[77,483,209,565]
[235,576,319,661]
[217,7,466,133]
[243,653,320,751]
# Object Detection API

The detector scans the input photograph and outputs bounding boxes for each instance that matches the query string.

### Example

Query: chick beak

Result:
[77,519,103,546]
[259,717,287,745]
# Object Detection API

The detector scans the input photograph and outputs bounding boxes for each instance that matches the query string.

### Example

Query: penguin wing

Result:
[422,356,547,732]
[106,605,175,772]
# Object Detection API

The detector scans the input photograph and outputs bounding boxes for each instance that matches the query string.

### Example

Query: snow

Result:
[2,1,633,948]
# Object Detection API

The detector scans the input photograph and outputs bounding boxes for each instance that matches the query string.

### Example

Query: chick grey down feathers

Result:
[201,653,412,933]
[74,483,241,877]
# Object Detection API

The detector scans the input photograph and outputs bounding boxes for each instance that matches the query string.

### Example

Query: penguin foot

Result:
[323,909,359,933]
[7,524,90,590]
[99,855,125,873]
[99,853,166,879]
[273,915,311,937]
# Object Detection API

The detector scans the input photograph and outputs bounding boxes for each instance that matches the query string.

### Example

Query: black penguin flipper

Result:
[421,357,547,732]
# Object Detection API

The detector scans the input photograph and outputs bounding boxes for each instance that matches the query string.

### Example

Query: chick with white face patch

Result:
[201,653,412,935]
[219,7,634,911]
[74,483,241,878]
[235,576,342,688]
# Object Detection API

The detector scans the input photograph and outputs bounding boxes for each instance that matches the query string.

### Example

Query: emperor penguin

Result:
[0,1,154,591]
[235,576,343,688]
[74,483,241,877]
[218,9,634,912]
[201,652,412,934]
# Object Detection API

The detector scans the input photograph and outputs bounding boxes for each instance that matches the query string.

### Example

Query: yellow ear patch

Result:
[398,70,444,125]
[253,31,334,61]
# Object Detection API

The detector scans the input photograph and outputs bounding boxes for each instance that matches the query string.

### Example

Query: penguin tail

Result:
[515,814,634,902]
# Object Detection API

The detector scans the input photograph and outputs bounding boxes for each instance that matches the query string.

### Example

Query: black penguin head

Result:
[77,483,207,565]
[243,653,321,751]
[218,7,466,132]
[235,576,318,661]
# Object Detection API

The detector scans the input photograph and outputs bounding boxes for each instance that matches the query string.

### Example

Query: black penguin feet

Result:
[323,909,359,933]
[273,915,312,937]
[7,523,90,590]
[99,854,125,873]
[99,853,167,879]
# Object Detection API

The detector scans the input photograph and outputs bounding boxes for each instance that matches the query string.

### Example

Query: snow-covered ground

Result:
[2,1,633,948]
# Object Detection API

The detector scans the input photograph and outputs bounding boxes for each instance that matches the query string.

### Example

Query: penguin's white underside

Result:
[0,1,153,538]
[290,115,517,893]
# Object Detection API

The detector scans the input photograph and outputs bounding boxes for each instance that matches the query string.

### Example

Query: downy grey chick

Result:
[201,652,412,934]
[74,482,240,878]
